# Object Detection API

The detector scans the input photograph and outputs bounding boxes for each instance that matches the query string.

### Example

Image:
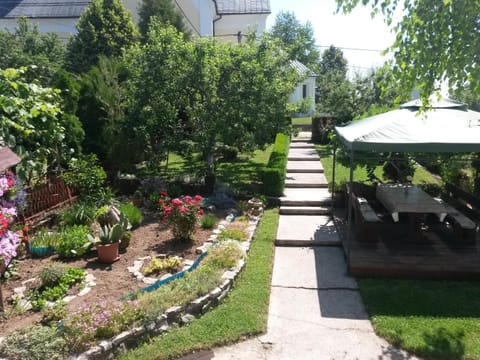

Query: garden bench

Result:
[437,183,480,244]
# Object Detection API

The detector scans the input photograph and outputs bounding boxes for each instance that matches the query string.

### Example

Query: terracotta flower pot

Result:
[96,242,120,263]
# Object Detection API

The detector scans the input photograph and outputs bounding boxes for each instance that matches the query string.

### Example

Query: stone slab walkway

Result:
[287,160,324,173]
[276,215,340,246]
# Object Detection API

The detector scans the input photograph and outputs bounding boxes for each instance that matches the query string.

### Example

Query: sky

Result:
[265,0,396,75]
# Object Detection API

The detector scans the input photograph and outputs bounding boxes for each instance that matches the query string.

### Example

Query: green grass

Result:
[151,148,272,194]
[291,117,312,125]
[120,208,279,360]
[316,145,440,188]
[358,279,480,359]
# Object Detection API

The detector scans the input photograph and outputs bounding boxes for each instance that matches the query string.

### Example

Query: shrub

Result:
[142,256,182,276]
[162,195,204,241]
[60,202,96,226]
[200,214,216,229]
[55,225,90,258]
[0,325,68,360]
[39,263,67,288]
[62,300,144,353]
[203,241,244,269]
[262,133,290,196]
[218,228,248,242]
[63,154,108,205]
[119,203,143,228]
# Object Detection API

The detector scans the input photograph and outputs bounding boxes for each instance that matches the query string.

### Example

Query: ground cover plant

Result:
[358,278,480,360]
[121,208,278,360]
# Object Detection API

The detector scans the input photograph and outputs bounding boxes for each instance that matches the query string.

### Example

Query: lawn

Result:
[316,145,440,188]
[146,147,273,194]
[291,117,312,125]
[121,208,279,360]
[358,279,480,359]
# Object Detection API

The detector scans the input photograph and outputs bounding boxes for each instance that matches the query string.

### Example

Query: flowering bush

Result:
[0,171,23,266]
[162,194,203,241]
[62,300,144,352]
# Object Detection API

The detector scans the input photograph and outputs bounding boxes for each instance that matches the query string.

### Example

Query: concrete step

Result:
[280,188,332,206]
[279,206,331,215]
[285,173,328,188]
[276,215,340,246]
[289,142,314,149]
[291,134,311,142]
[287,161,324,173]
[288,148,319,161]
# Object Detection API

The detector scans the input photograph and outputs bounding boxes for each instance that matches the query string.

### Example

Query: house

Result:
[0,0,270,42]
[290,60,317,116]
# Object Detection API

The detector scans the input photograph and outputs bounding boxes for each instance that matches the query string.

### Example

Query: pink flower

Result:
[194,195,203,201]
[172,198,183,207]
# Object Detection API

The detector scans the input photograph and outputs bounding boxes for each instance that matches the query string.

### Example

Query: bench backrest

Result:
[443,183,480,222]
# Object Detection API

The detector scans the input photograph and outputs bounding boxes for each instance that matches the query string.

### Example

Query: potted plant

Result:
[87,223,123,263]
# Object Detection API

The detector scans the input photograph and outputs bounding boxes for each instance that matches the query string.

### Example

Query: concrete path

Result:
[182,133,418,360]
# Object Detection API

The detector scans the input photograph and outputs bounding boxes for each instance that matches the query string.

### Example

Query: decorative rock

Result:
[18,299,32,311]
[209,287,222,299]
[99,340,112,352]
[63,295,77,303]
[160,273,172,281]
[221,270,237,281]
[13,286,26,298]
[145,322,156,332]
[22,278,36,286]
[181,314,195,324]
[143,277,157,285]
[165,305,183,321]
[77,287,91,297]
[183,259,194,267]
[112,330,134,346]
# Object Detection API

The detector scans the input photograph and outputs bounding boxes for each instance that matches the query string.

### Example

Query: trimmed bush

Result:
[262,133,290,196]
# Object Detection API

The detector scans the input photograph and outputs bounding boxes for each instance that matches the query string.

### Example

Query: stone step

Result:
[279,206,331,215]
[287,161,324,173]
[276,215,340,246]
[280,188,332,206]
[285,173,328,188]
[289,142,314,149]
[291,135,311,142]
[288,148,319,161]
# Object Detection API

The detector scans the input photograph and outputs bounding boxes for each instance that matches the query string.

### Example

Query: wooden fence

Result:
[20,178,77,223]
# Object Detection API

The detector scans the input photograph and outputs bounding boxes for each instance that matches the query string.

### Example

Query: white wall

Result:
[214,13,268,42]
[0,18,78,40]
[290,76,316,115]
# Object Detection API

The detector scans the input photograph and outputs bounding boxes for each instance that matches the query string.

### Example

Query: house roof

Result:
[0,147,21,172]
[0,0,89,19]
[290,60,317,77]
[215,0,271,15]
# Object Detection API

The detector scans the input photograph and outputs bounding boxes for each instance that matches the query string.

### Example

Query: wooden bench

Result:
[346,184,382,242]
[439,183,480,244]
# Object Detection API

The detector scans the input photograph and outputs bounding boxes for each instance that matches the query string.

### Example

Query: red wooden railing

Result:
[20,178,77,223]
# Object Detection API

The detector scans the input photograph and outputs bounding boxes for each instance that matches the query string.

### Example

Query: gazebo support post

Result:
[346,150,354,272]
[331,144,337,205]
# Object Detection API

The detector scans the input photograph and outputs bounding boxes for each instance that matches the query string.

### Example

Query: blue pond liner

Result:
[124,250,208,300]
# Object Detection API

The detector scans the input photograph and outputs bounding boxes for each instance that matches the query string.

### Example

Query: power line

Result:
[316,44,386,53]
[173,0,201,36]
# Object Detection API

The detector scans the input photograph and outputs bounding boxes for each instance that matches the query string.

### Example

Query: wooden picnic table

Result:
[376,184,447,223]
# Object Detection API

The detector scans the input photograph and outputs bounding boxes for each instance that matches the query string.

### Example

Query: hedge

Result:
[262,133,290,196]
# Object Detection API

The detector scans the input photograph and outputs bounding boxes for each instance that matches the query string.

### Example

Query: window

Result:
[302,84,307,98]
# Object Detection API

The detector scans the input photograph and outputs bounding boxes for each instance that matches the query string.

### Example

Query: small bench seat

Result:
[357,197,381,223]
[434,197,477,243]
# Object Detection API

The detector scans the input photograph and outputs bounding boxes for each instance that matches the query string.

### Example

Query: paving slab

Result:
[287,160,323,173]
[279,206,330,215]
[205,287,418,360]
[285,172,328,188]
[291,132,312,141]
[276,215,340,246]
[272,247,357,289]
[288,148,319,160]
[280,188,332,206]
[289,141,314,148]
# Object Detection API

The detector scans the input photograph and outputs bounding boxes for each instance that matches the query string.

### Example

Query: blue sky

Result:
[266,0,395,74]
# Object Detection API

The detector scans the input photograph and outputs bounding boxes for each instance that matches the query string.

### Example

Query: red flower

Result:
[159,191,168,197]
[194,195,203,202]
[172,198,183,207]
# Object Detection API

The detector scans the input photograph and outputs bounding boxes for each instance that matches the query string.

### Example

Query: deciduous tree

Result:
[270,11,320,72]
[336,0,480,105]
[138,0,190,40]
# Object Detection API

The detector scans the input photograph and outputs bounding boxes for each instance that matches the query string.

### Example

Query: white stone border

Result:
[74,211,263,360]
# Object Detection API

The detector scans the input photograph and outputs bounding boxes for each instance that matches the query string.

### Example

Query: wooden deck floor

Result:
[333,209,480,279]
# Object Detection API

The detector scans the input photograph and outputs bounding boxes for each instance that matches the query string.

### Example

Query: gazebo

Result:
[333,98,480,278]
